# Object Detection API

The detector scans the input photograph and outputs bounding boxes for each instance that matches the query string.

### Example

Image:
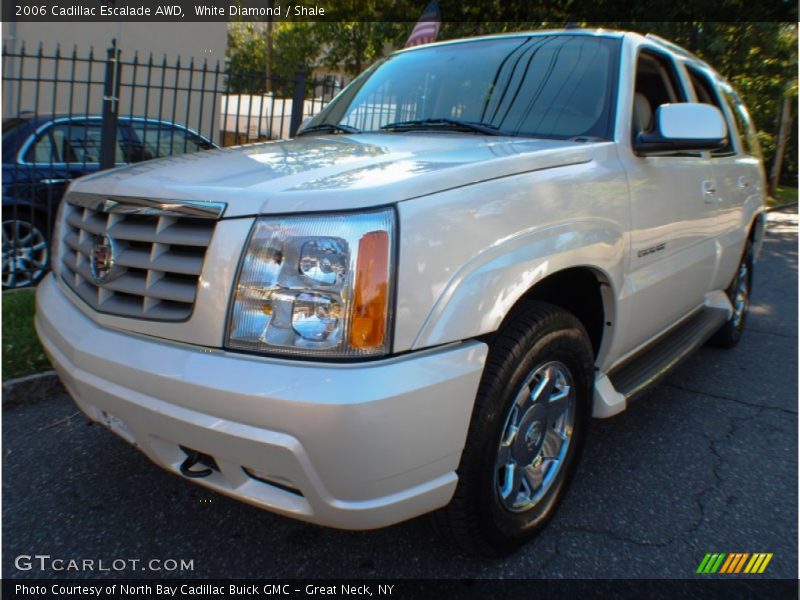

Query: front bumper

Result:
[35,275,488,529]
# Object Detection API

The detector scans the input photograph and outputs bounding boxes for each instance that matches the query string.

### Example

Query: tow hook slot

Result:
[178,445,219,479]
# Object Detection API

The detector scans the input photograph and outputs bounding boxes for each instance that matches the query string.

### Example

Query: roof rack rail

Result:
[645,33,703,63]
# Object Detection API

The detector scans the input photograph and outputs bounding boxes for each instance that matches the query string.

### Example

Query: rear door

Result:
[716,84,767,286]
[683,64,754,293]
[24,118,128,194]
[18,124,74,209]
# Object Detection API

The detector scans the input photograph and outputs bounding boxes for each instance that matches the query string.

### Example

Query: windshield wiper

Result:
[297,123,361,136]
[380,118,502,136]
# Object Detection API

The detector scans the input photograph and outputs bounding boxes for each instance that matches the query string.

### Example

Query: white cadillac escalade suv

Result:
[36,30,766,556]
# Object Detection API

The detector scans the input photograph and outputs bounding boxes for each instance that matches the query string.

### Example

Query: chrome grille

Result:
[60,194,224,321]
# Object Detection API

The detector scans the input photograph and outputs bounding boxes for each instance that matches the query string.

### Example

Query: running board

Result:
[607,306,729,401]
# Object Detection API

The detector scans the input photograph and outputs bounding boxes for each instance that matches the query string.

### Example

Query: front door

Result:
[617,46,718,353]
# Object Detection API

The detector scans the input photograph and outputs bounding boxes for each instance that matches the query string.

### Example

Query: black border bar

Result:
[2,0,797,22]
[3,579,799,600]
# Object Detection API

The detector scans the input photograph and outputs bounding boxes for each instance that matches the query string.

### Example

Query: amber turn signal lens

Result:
[349,230,390,349]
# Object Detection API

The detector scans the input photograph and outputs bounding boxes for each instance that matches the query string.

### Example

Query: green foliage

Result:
[226,22,320,95]
[314,22,406,75]
[226,22,268,93]
[272,23,321,79]
[3,289,51,381]
[769,185,798,208]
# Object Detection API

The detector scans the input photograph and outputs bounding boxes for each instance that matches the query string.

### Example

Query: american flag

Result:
[404,0,442,48]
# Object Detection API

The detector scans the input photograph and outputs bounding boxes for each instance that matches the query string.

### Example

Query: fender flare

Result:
[411,218,625,351]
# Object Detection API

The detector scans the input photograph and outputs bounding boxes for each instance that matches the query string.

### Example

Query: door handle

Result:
[702,179,718,203]
[737,176,751,189]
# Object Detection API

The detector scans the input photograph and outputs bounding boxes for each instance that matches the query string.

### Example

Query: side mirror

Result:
[635,103,727,154]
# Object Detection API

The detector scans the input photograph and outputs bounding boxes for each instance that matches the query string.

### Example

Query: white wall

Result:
[2,21,226,64]
[2,22,228,140]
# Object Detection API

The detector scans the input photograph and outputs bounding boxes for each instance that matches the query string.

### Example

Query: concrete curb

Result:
[2,371,64,409]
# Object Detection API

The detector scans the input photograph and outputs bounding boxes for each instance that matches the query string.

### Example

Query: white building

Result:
[2,22,227,137]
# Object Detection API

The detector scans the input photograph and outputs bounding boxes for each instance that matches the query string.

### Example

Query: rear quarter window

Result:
[129,122,211,160]
[686,65,735,156]
[720,87,762,158]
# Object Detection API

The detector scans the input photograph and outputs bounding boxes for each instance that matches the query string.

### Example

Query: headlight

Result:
[49,194,69,277]
[226,208,395,358]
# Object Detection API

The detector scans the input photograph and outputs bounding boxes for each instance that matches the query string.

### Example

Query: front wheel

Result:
[434,302,594,556]
[709,241,753,349]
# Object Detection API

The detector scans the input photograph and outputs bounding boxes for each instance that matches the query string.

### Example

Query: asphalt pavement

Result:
[3,209,797,579]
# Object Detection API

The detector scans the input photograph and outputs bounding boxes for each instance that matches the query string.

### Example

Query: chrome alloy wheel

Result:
[731,261,750,329]
[495,361,576,513]
[2,219,49,288]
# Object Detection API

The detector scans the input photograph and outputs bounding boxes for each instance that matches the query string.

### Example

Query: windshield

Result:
[312,34,621,139]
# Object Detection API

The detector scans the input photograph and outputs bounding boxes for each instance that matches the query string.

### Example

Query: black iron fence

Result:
[1,39,345,289]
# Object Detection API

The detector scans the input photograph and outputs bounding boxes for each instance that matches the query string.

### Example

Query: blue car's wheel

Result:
[2,218,50,289]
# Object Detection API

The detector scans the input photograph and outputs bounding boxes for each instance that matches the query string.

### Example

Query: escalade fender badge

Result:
[637,242,666,258]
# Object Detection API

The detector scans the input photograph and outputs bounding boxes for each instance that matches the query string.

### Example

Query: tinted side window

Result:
[632,50,686,136]
[686,66,734,155]
[130,123,210,161]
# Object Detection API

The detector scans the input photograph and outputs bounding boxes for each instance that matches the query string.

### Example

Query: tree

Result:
[226,22,268,94]
[769,80,797,192]
[227,22,322,94]
[314,22,406,76]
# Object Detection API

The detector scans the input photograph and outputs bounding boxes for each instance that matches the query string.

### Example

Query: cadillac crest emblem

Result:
[90,234,116,284]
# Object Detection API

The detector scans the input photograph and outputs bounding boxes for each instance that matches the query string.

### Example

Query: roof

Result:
[393,28,719,81]
[393,28,626,55]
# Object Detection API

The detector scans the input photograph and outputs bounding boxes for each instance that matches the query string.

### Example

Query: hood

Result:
[70,133,597,217]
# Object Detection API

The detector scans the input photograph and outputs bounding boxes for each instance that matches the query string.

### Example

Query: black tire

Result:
[708,240,753,349]
[433,302,594,557]
[1,216,51,289]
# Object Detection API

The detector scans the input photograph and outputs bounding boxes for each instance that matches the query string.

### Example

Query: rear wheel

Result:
[2,218,50,289]
[709,241,753,349]
[434,302,594,556]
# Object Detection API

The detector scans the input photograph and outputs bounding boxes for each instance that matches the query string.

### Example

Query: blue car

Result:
[2,114,216,288]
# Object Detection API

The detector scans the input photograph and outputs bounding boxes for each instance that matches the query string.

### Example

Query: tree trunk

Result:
[353,27,363,75]
[769,88,794,196]
[264,2,274,94]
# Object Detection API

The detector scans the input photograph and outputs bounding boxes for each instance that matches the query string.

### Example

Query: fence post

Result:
[289,65,306,138]
[100,39,121,170]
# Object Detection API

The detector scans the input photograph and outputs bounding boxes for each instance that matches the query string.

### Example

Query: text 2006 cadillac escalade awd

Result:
[36,30,766,555]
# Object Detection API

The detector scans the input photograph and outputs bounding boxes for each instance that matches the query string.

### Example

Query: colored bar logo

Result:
[696,553,773,574]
